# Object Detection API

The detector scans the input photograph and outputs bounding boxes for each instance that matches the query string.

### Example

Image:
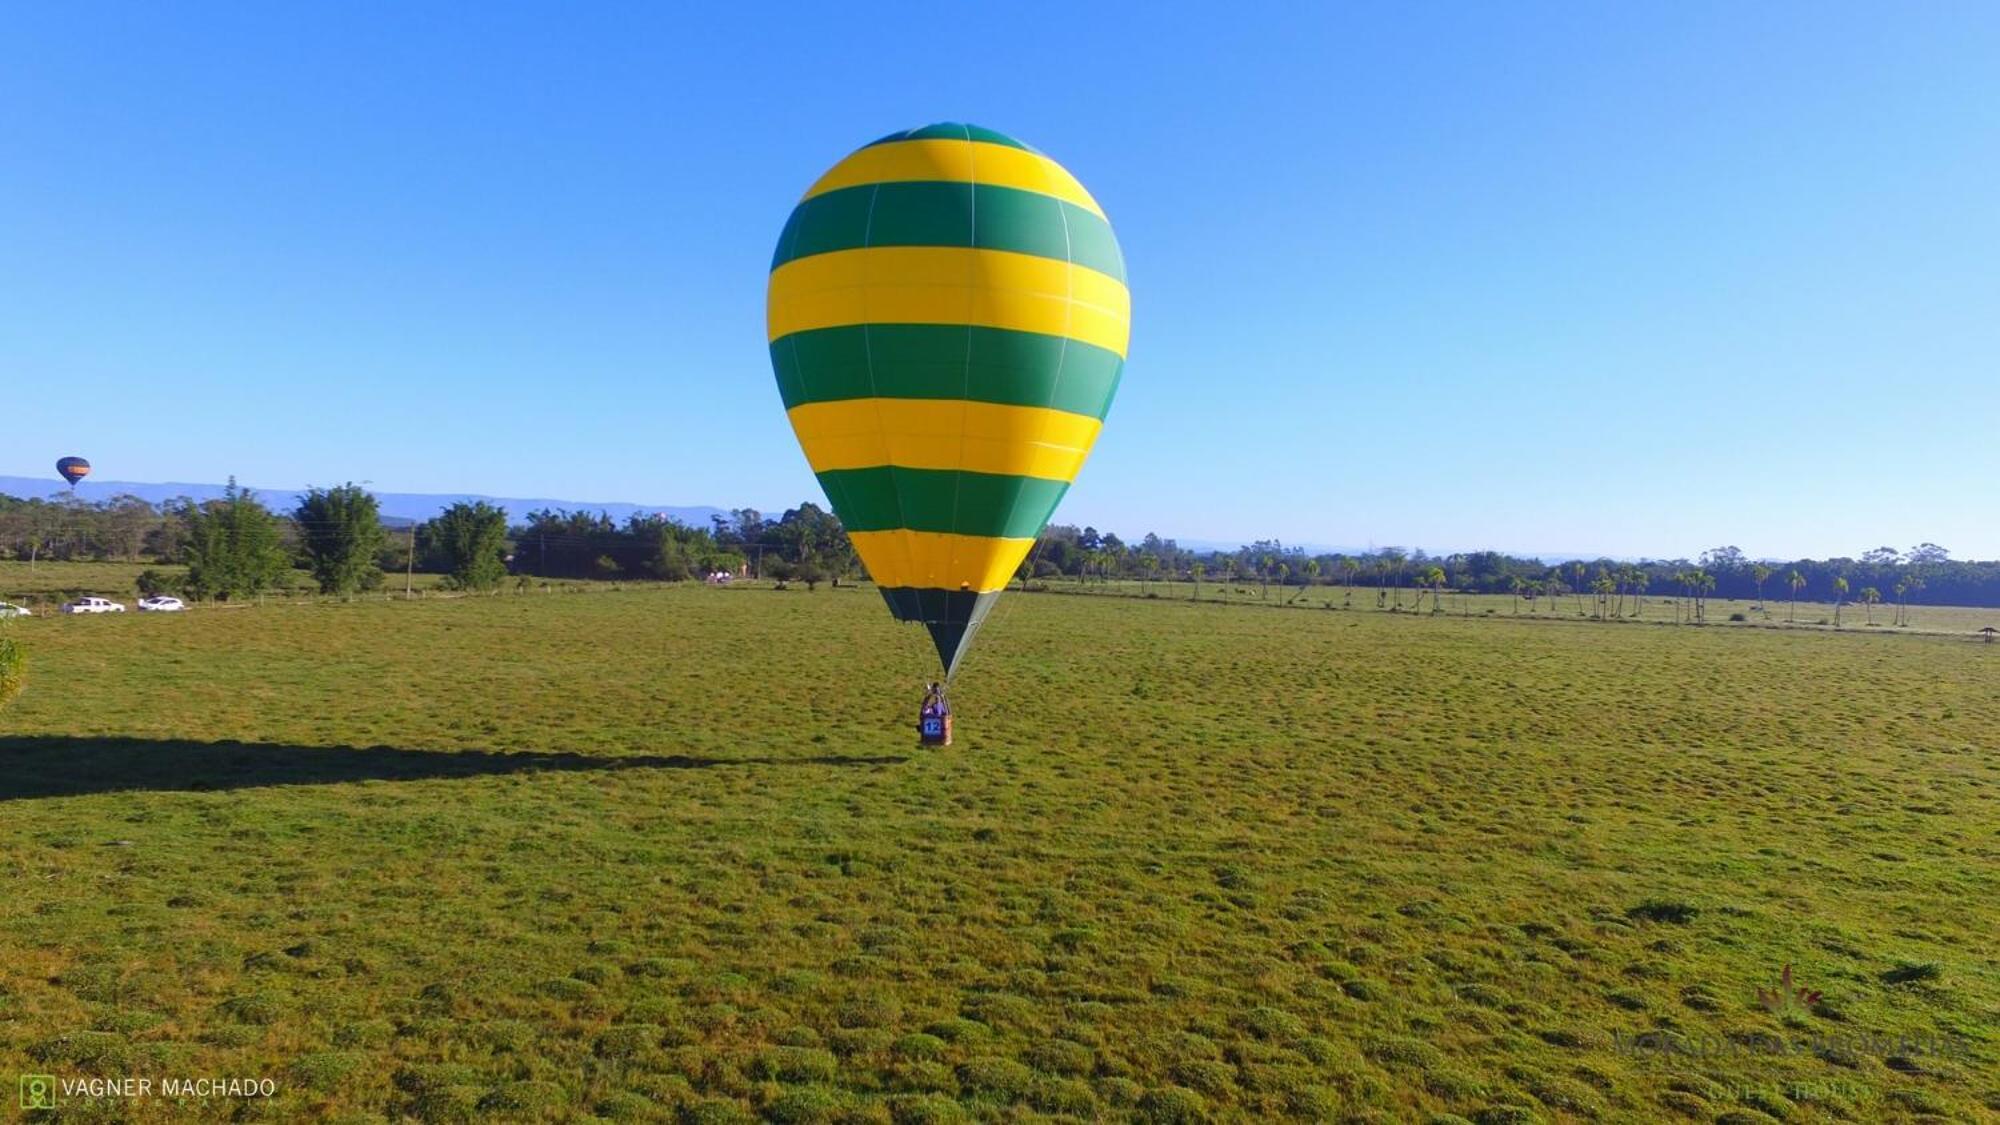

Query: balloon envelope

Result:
[767,123,1129,675]
[56,457,91,486]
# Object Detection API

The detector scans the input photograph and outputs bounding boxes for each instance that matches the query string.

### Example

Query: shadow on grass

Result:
[0,736,909,800]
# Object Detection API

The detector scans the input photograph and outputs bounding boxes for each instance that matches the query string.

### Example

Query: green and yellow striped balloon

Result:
[767,123,1129,676]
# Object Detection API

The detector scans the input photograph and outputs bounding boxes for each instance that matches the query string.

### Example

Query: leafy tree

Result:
[294,483,388,595]
[796,558,827,590]
[1700,545,1746,571]
[1908,543,1950,566]
[180,480,292,601]
[424,502,509,591]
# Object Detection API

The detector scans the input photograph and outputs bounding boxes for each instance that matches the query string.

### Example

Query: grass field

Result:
[1037,578,2000,638]
[0,581,1994,1123]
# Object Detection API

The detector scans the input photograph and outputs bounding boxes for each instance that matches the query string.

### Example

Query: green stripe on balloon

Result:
[877,587,1002,679]
[816,467,1070,537]
[865,123,1037,151]
[771,325,1124,419]
[771,182,1125,282]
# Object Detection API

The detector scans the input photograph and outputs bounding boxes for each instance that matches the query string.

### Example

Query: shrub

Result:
[0,633,22,709]
[956,1057,1035,1100]
[1026,1038,1094,1076]
[290,1051,362,1092]
[753,1046,839,1083]
[889,1095,969,1124]
[894,1033,947,1061]
[1136,1085,1209,1123]
[1627,899,1699,924]
[1881,960,1942,985]
[765,1085,847,1124]
[135,568,183,596]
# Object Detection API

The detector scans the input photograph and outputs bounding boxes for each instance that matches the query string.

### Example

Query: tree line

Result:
[5,488,1998,610]
[0,488,856,601]
[1025,531,1987,618]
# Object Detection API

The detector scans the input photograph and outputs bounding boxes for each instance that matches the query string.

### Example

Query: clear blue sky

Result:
[4,4,1996,559]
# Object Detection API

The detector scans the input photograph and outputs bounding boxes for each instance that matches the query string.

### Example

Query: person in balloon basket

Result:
[918,683,952,747]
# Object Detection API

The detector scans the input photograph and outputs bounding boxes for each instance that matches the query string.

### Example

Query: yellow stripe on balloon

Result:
[787,399,1101,481]
[847,530,1035,592]
[801,139,1107,219]
[766,247,1131,359]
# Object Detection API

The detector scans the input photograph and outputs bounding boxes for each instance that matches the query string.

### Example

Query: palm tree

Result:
[1787,570,1805,623]
[1902,572,1926,627]
[1275,561,1291,601]
[1892,581,1907,626]
[1629,569,1650,618]
[1860,586,1880,625]
[1190,562,1206,600]
[1751,563,1772,610]
[1508,575,1524,615]
[1415,565,1446,613]
[1695,569,1716,622]
[1831,575,1849,627]
[1591,573,1616,619]
[1297,558,1320,604]
[1259,554,1275,599]
[1545,574,1568,615]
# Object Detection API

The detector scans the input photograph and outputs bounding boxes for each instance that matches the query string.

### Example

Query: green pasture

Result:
[1042,577,2000,637]
[0,582,1993,1122]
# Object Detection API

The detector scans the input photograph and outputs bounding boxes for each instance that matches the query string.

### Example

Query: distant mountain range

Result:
[0,476,726,530]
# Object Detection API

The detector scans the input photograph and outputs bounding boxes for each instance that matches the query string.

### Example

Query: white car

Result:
[0,601,30,618]
[137,595,186,613]
[61,597,127,614]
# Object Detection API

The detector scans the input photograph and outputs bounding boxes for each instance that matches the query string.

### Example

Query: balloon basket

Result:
[918,683,952,747]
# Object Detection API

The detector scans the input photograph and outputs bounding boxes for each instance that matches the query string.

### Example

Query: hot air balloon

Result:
[56,457,91,490]
[767,123,1130,680]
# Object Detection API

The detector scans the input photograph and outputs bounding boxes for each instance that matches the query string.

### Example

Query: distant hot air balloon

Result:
[56,457,91,489]
[767,123,1130,678]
